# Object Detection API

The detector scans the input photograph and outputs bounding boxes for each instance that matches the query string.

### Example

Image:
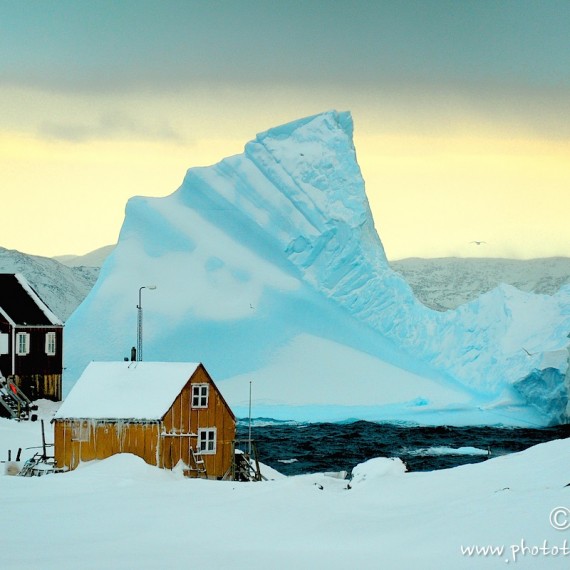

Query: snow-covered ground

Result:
[1,411,569,569]
[54,244,116,268]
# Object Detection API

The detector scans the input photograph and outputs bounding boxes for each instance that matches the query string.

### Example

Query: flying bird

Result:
[470,241,487,246]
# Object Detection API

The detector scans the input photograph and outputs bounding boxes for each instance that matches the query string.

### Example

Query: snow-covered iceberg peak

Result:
[64,111,570,426]
[250,111,377,235]
[180,110,386,275]
[177,111,394,327]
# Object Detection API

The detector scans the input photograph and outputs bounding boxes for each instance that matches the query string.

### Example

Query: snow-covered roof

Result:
[54,361,200,420]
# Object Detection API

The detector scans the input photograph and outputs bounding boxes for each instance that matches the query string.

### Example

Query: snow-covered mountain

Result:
[0,247,98,322]
[392,257,570,311]
[54,244,116,268]
[64,111,570,426]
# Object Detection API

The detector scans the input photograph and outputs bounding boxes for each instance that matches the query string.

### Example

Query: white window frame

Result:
[198,427,217,455]
[191,383,209,408]
[16,332,30,356]
[71,421,90,442]
[45,331,56,355]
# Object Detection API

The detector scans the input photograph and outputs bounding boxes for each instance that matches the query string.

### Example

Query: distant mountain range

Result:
[391,257,570,311]
[0,247,99,322]
[53,245,115,268]
[1,244,569,322]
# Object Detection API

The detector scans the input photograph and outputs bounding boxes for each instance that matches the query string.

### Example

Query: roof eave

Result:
[53,417,162,423]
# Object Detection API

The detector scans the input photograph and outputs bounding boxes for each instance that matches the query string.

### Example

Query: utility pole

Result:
[136,285,156,361]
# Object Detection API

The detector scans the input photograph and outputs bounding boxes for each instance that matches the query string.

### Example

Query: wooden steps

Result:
[0,373,37,421]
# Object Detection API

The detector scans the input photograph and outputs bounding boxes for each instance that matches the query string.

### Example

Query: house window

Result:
[192,384,209,408]
[71,421,90,442]
[16,332,30,356]
[198,428,216,454]
[45,332,56,355]
[0,333,8,355]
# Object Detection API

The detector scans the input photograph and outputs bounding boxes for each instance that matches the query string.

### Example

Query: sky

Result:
[1,0,569,260]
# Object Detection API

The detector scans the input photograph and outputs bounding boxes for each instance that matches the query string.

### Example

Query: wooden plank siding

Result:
[53,364,236,479]
[54,420,161,471]
[160,365,235,478]
[14,373,62,401]
[0,323,63,400]
[11,326,63,376]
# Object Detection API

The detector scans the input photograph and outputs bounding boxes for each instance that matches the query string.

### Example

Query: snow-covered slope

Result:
[54,244,115,268]
[64,111,570,426]
[0,247,98,322]
[392,257,570,311]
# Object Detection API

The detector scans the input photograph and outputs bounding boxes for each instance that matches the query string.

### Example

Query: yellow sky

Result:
[1,87,569,260]
[2,2,569,261]
[358,132,570,259]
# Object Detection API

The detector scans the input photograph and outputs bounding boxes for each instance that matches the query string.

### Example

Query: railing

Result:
[231,439,263,481]
[0,395,17,419]
[0,373,37,421]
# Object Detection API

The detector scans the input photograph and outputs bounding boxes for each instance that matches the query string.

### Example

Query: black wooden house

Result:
[0,273,63,401]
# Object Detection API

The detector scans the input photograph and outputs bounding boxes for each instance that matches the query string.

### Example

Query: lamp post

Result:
[136,285,156,361]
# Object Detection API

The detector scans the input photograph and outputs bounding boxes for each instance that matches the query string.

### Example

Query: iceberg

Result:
[64,111,570,426]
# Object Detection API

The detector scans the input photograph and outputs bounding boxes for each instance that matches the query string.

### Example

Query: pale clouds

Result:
[38,111,184,143]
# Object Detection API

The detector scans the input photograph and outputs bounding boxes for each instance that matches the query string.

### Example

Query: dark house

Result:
[0,273,63,401]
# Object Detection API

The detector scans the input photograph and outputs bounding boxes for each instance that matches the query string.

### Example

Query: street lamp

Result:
[136,285,156,361]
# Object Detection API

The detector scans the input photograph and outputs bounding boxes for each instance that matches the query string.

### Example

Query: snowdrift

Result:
[2,434,570,569]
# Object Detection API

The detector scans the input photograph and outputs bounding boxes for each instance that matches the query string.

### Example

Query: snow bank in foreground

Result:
[1,429,569,569]
[351,457,407,484]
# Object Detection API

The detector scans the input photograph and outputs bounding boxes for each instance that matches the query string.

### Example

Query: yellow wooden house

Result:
[53,361,235,478]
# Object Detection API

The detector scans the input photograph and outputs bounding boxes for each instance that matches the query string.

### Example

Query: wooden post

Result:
[248,381,252,455]
[41,419,47,460]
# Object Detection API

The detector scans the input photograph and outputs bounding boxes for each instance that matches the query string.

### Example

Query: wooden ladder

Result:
[189,447,208,479]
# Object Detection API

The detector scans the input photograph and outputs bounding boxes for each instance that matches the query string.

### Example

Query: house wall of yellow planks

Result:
[53,364,236,478]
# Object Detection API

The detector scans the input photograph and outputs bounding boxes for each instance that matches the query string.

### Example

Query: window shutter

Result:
[0,333,8,355]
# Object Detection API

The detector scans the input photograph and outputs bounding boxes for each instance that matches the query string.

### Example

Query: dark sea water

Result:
[236,420,570,476]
